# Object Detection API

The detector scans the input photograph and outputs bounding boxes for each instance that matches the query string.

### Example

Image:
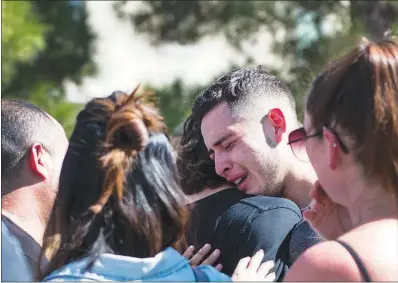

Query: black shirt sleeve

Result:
[287,219,323,265]
[209,196,302,279]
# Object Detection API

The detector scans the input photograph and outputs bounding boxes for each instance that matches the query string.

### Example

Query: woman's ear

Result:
[322,127,341,170]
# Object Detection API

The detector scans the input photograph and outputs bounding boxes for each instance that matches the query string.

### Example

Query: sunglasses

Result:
[287,127,349,162]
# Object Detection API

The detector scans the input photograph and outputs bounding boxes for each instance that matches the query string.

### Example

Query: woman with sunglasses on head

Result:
[38,89,274,282]
[285,37,398,281]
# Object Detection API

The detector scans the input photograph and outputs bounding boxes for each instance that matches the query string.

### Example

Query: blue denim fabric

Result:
[43,247,231,282]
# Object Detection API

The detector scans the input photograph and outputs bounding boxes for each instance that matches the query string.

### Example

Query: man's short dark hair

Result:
[191,66,296,124]
[1,99,59,187]
[177,115,227,195]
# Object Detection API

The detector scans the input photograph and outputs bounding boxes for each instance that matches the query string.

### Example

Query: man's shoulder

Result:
[1,220,34,281]
[2,216,44,267]
[290,218,323,247]
[230,195,301,218]
[283,219,323,266]
[211,196,304,278]
[216,195,302,234]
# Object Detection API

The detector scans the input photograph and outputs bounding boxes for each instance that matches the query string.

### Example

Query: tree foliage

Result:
[2,1,96,137]
[143,80,203,130]
[115,0,398,125]
[3,1,396,137]
[2,1,48,86]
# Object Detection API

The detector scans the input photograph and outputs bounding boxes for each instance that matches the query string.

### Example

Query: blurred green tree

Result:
[143,80,204,130]
[2,1,47,86]
[2,0,96,136]
[115,0,398,125]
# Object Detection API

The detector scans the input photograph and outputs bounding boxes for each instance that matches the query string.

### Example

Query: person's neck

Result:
[282,161,317,209]
[186,184,235,204]
[347,180,398,228]
[1,186,52,246]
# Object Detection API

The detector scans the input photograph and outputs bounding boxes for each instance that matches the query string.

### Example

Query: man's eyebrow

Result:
[207,133,234,156]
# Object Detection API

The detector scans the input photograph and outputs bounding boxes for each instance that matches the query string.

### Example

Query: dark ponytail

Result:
[39,88,189,279]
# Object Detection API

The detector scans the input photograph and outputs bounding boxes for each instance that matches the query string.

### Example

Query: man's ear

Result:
[29,143,50,180]
[266,108,287,144]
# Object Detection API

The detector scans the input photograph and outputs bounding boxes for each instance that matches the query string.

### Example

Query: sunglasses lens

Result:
[289,129,309,162]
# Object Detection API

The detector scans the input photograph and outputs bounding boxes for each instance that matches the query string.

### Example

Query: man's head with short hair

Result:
[192,66,301,196]
[192,66,297,124]
[1,99,68,196]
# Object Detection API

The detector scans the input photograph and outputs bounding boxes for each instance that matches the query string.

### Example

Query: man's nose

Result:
[214,152,231,178]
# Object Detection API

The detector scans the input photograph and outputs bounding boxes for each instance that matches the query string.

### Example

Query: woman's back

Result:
[39,90,231,281]
[285,218,398,282]
[43,247,230,282]
[339,219,398,281]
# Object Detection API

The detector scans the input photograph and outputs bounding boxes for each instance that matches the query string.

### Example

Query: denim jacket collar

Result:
[44,247,231,282]
[46,248,186,281]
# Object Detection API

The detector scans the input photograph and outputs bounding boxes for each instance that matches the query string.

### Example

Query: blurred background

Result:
[2,0,398,137]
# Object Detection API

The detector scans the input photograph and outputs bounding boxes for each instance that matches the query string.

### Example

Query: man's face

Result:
[201,102,285,195]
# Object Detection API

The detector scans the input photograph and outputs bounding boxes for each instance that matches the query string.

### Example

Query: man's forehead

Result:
[202,102,231,128]
[200,103,241,148]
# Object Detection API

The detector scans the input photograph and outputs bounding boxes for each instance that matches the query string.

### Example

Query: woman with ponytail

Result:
[39,89,273,281]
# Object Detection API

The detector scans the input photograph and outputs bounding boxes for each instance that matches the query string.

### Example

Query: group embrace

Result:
[2,37,397,282]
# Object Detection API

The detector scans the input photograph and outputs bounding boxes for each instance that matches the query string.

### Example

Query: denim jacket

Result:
[43,247,231,282]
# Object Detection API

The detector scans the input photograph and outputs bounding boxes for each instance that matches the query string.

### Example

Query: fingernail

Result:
[199,245,208,252]
[258,249,264,254]
[212,249,220,256]
[204,243,211,249]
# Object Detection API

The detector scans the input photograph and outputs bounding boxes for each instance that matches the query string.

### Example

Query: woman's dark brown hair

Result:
[39,89,189,279]
[306,37,398,194]
[177,114,227,195]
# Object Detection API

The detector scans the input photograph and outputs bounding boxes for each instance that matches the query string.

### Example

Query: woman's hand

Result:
[183,244,222,271]
[303,181,352,240]
[232,250,275,281]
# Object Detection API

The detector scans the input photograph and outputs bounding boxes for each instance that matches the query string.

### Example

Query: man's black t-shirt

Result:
[186,189,322,280]
[187,189,251,249]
